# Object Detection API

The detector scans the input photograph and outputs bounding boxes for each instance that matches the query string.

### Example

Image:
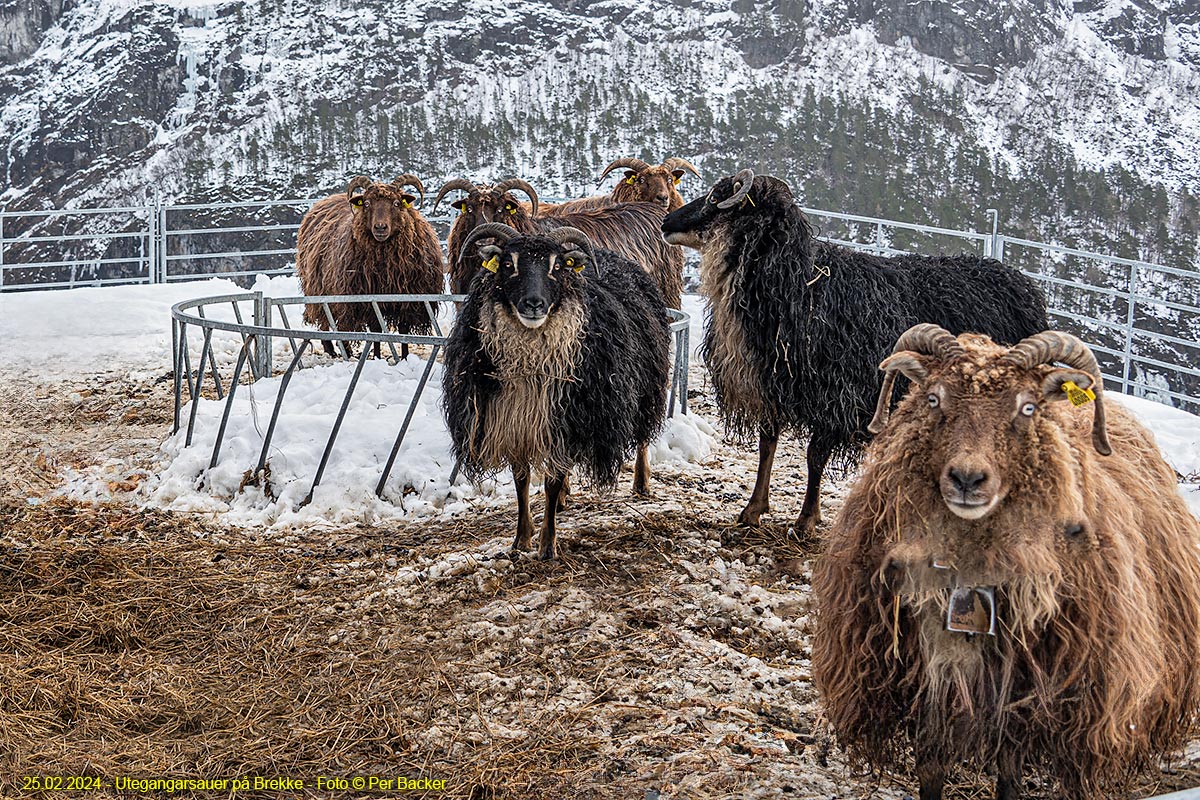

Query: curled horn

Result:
[1001,331,1112,455]
[391,174,426,206]
[346,175,373,198]
[458,223,518,263]
[547,226,598,275]
[716,168,756,209]
[497,179,539,216]
[662,157,701,178]
[868,324,967,435]
[598,157,652,183]
[432,178,478,212]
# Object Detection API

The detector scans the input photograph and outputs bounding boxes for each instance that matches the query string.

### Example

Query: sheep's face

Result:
[453,188,530,229]
[883,339,1096,523]
[479,236,588,330]
[662,171,768,250]
[348,183,417,242]
[612,166,685,211]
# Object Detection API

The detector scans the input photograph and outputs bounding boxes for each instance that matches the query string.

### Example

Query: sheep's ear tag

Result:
[482,255,499,273]
[673,176,681,186]
[946,586,996,636]
[1062,380,1095,407]
[566,256,583,273]
[351,196,364,207]
[625,176,636,185]
[506,204,516,215]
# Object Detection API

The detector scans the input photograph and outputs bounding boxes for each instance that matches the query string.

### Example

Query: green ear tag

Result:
[482,255,499,273]
[1062,380,1096,407]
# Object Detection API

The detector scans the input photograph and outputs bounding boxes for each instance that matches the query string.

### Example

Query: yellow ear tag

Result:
[626,176,636,185]
[507,205,516,215]
[402,199,412,208]
[566,257,584,273]
[482,255,499,273]
[1062,380,1096,407]
[745,194,756,207]
[673,176,681,186]
[352,197,364,206]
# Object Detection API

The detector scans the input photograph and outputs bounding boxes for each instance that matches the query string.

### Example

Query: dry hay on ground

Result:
[2,367,1199,799]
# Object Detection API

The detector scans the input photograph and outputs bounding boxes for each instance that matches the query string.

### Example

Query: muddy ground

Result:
[1,364,1198,799]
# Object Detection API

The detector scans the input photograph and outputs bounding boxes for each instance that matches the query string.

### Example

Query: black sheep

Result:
[441,223,671,560]
[662,169,1048,535]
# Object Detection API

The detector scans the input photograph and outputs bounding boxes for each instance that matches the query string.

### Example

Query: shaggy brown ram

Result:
[812,323,1200,800]
[296,175,444,358]
[539,156,701,215]
[434,177,679,307]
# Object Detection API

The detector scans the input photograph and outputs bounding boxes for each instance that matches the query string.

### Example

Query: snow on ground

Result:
[144,351,719,530]
[1112,393,1200,516]
[2,280,1199,525]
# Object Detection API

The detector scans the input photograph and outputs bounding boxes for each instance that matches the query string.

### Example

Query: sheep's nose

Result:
[516,297,547,319]
[947,467,988,494]
[373,224,388,232]
[655,194,669,205]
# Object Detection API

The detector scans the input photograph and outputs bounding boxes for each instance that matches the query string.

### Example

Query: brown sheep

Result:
[812,323,1200,800]
[296,175,444,358]
[539,156,702,215]
[434,178,680,307]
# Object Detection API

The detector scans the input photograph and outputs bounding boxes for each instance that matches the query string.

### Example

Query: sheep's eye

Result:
[393,200,400,207]
[927,393,939,409]
[1020,401,1037,417]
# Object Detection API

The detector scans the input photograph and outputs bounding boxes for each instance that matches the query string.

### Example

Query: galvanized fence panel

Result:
[171,292,691,505]
[4,196,1199,412]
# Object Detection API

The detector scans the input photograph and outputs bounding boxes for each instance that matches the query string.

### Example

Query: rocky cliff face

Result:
[0,0,1197,268]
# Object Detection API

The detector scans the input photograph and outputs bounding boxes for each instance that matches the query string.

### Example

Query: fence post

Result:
[875,222,884,255]
[146,200,156,284]
[986,208,999,259]
[1121,263,1138,395]
[253,291,272,379]
[156,193,167,284]
[0,211,5,291]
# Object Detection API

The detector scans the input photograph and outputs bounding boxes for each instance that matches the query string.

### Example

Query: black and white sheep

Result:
[433,178,680,308]
[296,174,444,358]
[441,223,671,560]
[662,169,1049,535]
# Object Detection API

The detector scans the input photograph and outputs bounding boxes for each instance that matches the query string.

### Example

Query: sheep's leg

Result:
[793,438,833,535]
[557,476,571,510]
[401,343,410,360]
[373,341,382,360]
[995,749,1023,800]
[539,473,567,561]
[915,748,946,800]
[512,467,534,551]
[632,443,651,497]
[321,340,336,357]
[737,425,778,527]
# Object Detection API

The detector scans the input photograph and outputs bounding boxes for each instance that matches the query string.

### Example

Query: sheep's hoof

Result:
[537,545,557,562]
[632,486,652,499]
[737,506,768,527]
[788,513,820,539]
[555,492,571,511]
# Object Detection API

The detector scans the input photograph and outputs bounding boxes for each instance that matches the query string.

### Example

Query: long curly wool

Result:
[812,334,1200,798]
[297,190,443,336]
[442,250,670,486]
[702,176,1048,466]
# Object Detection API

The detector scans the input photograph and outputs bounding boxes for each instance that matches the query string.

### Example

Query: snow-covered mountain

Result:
[1,0,1198,265]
